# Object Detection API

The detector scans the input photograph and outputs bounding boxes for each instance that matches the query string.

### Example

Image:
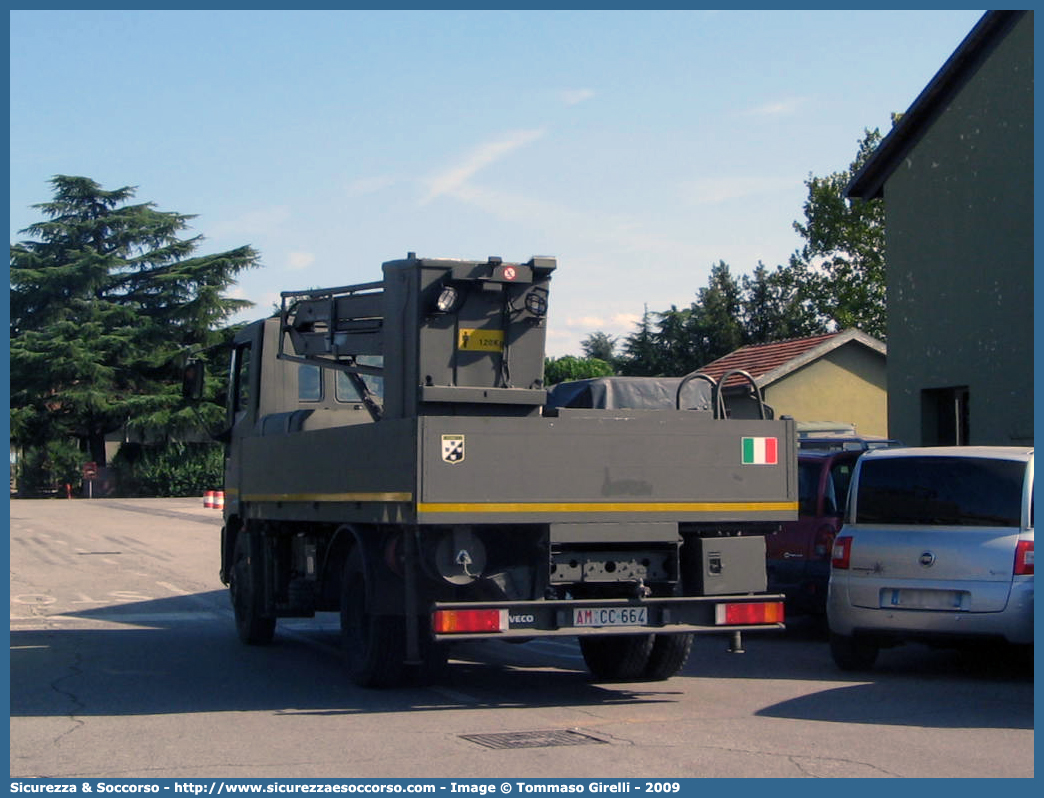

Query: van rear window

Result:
[856,456,1025,527]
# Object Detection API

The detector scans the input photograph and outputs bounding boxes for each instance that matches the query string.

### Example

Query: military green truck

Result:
[203,253,797,687]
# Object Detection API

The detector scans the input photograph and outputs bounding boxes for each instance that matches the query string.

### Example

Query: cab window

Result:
[231,343,253,415]
[299,365,322,402]
[335,356,384,403]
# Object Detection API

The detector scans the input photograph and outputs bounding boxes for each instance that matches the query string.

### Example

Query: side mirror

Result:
[182,358,205,401]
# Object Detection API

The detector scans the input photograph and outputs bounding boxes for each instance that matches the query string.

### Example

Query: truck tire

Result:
[579,634,654,681]
[340,547,406,688]
[230,530,276,645]
[829,632,879,671]
[642,633,693,680]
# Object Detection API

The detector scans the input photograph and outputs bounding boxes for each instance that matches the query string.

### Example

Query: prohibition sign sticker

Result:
[502,266,517,281]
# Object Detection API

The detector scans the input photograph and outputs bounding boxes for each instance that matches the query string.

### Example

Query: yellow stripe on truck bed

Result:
[417,500,797,514]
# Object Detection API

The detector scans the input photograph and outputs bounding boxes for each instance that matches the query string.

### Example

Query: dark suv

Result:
[766,449,862,614]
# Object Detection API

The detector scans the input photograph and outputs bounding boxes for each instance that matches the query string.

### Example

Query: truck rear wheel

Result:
[642,633,693,680]
[340,547,406,688]
[579,634,654,681]
[230,530,276,645]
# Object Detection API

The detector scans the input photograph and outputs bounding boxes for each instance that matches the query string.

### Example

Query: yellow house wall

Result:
[762,345,888,437]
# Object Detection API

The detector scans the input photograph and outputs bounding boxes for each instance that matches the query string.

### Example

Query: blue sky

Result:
[10,9,985,358]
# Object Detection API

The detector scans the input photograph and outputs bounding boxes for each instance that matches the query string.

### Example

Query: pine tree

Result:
[10,176,261,467]
[741,262,826,344]
[580,331,617,364]
[687,260,745,364]
[617,307,662,376]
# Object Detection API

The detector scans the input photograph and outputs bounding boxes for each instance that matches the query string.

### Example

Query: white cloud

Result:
[612,312,641,327]
[544,308,644,358]
[572,315,607,328]
[743,97,806,117]
[440,181,712,265]
[559,88,595,107]
[558,311,641,335]
[288,251,315,271]
[422,128,546,203]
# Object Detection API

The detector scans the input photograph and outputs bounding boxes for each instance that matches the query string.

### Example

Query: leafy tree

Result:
[112,441,225,498]
[789,128,887,338]
[10,175,261,469]
[544,355,614,386]
[13,438,83,497]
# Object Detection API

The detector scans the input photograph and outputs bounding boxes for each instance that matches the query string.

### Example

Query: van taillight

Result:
[831,536,853,570]
[1014,540,1034,575]
[813,524,837,559]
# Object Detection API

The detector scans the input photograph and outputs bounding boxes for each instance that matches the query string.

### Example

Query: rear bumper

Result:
[431,594,785,641]
[827,578,1034,645]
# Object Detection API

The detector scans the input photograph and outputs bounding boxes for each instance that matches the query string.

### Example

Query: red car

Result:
[766,449,862,614]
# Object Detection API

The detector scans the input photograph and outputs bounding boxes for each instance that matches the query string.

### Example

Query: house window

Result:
[921,386,970,446]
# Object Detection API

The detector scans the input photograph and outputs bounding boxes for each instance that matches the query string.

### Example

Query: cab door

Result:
[222,321,264,520]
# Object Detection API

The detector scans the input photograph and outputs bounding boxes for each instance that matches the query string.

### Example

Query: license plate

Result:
[883,589,966,610]
[573,607,649,627]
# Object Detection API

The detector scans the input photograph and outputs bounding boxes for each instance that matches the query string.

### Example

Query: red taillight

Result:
[1014,540,1034,575]
[813,523,838,559]
[432,609,507,634]
[715,601,784,626]
[831,536,853,570]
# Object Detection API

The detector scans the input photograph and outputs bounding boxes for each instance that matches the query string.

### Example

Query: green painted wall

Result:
[884,14,1033,446]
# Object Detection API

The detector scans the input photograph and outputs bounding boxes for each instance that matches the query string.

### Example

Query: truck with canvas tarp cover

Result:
[198,253,798,687]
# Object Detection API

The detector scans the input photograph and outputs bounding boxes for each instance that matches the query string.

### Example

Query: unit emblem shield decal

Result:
[441,434,465,464]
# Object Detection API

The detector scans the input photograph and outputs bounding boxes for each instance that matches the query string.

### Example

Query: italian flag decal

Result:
[742,437,778,465]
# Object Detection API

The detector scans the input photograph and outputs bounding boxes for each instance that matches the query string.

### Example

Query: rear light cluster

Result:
[1014,540,1034,575]
[432,609,507,634]
[715,601,784,626]
[831,536,853,570]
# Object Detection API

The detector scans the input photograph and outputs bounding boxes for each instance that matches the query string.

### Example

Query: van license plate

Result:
[573,607,648,627]
[884,589,966,610]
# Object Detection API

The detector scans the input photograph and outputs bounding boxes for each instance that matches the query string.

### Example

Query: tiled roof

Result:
[697,330,884,388]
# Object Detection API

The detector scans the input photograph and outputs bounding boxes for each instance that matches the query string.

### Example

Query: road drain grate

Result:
[460,730,608,750]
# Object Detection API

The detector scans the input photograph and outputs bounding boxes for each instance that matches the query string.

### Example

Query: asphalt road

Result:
[9,498,1034,780]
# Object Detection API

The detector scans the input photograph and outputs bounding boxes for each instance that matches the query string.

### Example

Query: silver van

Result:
[827,446,1034,669]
